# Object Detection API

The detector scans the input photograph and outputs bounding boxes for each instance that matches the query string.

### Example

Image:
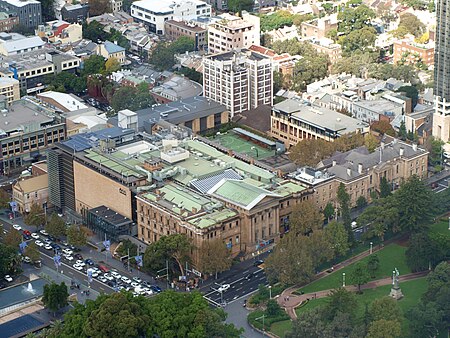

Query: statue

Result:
[389,268,403,300]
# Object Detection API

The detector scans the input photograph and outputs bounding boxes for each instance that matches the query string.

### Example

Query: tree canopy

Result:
[45,213,67,238]
[150,37,195,71]
[43,282,69,315]
[198,239,232,278]
[110,83,155,113]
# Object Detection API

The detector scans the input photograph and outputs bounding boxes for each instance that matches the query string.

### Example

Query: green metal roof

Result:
[274,181,307,197]
[188,209,238,229]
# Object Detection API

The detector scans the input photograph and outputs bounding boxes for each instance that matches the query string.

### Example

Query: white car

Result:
[110,271,120,278]
[113,274,122,280]
[12,224,21,231]
[63,248,73,256]
[4,275,13,282]
[75,260,85,267]
[132,277,142,283]
[98,276,107,283]
[73,264,83,271]
[44,244,52,250]
[31,233,39,240]
[121,276,131,284]
[103,274,114,281]
[64,255,74,262]
[131,282,139,288]
[92,271,99,278]
[217,284,230,293]
[35,240,44,247]
[39,229,48,236]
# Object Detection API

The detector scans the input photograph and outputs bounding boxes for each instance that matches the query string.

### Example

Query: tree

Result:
[364,134,379,153]
[394,175,433,232]
[324,288,357,320]
[150,37,195,71]
[323,202,335,221]
[367,254,380,278]
[349,262,370,293]
[266,299,283,316]
[4,229,22,249]
[82,55,106,76]
[227,0,254,12]
[398,13,425,37]
[397,85,419,108]
[198,239,232,279]
[289,138,335,166]
[366,319,401,338]
[144,234,191,276]
[339,27,377,55]
[356,196,367,209]
[24,202,45,229]
[337,183,353,244]
[406,232,440,272]
[407,302,444,338]
[379,177,391,198]
[0,188,9,208]
[289,200,323,236]
[66,225,87,248]
[110,85,155,113]
[45,72,86,95]
[398,120,408,140]
[42,282,69,316]
[291,51,329,91]
[338,5,376,34]
[325,221,349,257]
[89,0,111,16]
[45,213,66,238]
[371,120,396,136]
[424,262,450,302]
[0,243,21,276]
[24,242,40,262]
[273,71,283,93]
[39,0,56,21]
[105,58,121,74]
[260,10,294,32]
[426,136,444,166]
[82,21,110,42]
[369,296,403,322]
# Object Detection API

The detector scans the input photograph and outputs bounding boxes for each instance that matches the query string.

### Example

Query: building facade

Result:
[393,39,434,67]
[0,76,19,104]
[131,0,211,35]
[203,49,273,116]
[12,174,48,213]
[35,21,83,44]
[0,32,44,56]
[207,12,260,54]
[164,20,206,51]
[0,0,41,28]
[97,41,126,64]
[0,12,17,32]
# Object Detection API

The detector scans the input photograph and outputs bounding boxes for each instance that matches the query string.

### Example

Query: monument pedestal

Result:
[389,286,404,300]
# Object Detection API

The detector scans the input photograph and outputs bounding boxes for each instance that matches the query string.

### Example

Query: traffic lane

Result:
[39,250,113,294]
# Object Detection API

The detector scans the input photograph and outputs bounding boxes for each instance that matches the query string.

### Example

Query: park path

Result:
[278,270,429,319]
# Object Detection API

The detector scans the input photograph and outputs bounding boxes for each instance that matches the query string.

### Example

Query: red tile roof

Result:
[54,23,70,37]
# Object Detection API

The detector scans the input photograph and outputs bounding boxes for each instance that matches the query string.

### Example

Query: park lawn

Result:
[270,320,292,338]
[297,244,411,294]
[430,219,450,236]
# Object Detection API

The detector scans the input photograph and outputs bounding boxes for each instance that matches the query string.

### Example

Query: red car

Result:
[23,230,31,236]
[98,265,109,273]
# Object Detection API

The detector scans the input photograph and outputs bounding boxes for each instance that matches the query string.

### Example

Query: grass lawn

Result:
[297,244,411,294]
[294,278,428,337]
[270,320,292,338]
[430,219,450,236]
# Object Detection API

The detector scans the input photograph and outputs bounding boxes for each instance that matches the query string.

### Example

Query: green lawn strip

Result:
[294,278,428,337]
[248,309,290,333]
[270,320,292,338]
[430,220,450,236]
[297,244,411,294]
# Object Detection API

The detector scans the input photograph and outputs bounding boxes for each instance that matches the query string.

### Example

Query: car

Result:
[52,244,62,251]
[107,280,116,287]
[44,244,52,250]
[61,240,69,246]
[31,233,39,240]
[92,271,99,278]
[13,224,21,231]
[110,271,120,278]
[98,265,109,273]
[23,256,31,264]
[48,235,56,242]
[245,272,256,280]
[121,276,131,284]
[132,276,142,283]
[131,282,139,288]
[44,238,52,244]
[85,259,94,266]
[4,275,12,282]
[150,285,162,293]
[113,274,122,281]
[74,253,83,260]
[73,264,83,271]
[23,234,31,240]
[141,280,150,287]
[35,240,44,247]
[217,284,230,293]
[253,259,264,267]
[98,276,107,283]
[104,273,114,281]
[23,230,31,236]
[39,229,48,236]
[64,255,74,262]
[62,248,73,256]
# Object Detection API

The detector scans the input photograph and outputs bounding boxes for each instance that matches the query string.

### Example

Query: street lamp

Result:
[251,146,259,158]
[342,272,346,287]
[370,242,373,254]
[269,285,272,299]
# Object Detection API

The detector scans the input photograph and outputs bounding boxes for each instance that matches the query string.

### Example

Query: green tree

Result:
[109,28,130,50]
[66,225,87,248]
[289,200,323,236]
[369,296,403,322]
[398,120,408,140]
[324,288,357,320]
[397,85,419,108]
[82,55,106,76]
[116,239,138,258]
[337,183,353,244]
[289,138,335,166]
[426,136,444,166]
[424,262,450,302]
[4,229,22,249]
[45,213,66,238]
[398,13,425,37]
[273,71,283,93]
[356,196,367,209]
[367,254,380,278]
[266,299,283,316]
[110,85,155,113]
[291,51,330,91]
[338,5,376,34]
[150,37,195,71]
[407,302,444,338]
[40,0,56,21]
[339,27,377,55]
[227,0,254,12]
[379,176,391,198]
[24,202,45,229]
[82,21,110,42]
[105,57,121,74]
[366,319,401,338]
[406,232,440,272]
[260,10,294,32]
[42,282,69,316]
[364,133,379,153]
[323,202,335,221]
[24,242,41,262]
[0,243,21,276]
[198,239,232,279]
[349,261,370,293]
[0,188,9,208]
[144,234,191,276]
[325,221,349,257]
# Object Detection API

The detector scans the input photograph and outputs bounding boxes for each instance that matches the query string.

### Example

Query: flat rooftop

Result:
[89,205,132,226]
[132,0,208,13]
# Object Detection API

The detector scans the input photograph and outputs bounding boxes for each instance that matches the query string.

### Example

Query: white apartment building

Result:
[131,0,211,35]
[203,49,272,116]
[208,12,260,54]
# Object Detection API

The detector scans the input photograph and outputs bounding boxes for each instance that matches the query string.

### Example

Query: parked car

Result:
[85,259,94,266]
[31,233,39,240]
[98,276,107,283]
[39,229,48,236]
[98,265,109,273]
[44,244,52,250]
[4,275,13,282]
[13,224,21,231]
[62,248,73,256]
[23,230,31,236]
[121,276,131,284]
[48,235,56,242]
[23,256,31,264]
[74,253,83,260]
[150,285,162,293]
[35,240,44,247]
[253,259,264,267]
[22,233,31,240]
[73,264,83,271]
[132,277,142,283]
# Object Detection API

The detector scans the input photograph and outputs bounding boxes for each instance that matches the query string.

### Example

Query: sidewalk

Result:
[279,271,429,319]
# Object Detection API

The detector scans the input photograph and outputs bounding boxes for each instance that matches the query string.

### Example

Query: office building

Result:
[0,0,41,28]
[61,4,89,24]
[0,76,19,104]
[203,49,273,116]
[0,32,44,56]
[131,0,211,35]
[164,20,206,51]
[207,12,260,54]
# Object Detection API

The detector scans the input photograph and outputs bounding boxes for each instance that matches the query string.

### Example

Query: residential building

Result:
[393,38,434,67]
[0,32,44,56]
[205,0,227,10]
[0,76,19,104]
[61,4,89,24]
[352,98,404,123]
[37,91,88,112]
[97,41,126,64]
[110,96,229,134]
[248,45,301,76]
[0,12,17,32]
[300,14,338,39]
[87,11,133,25]
[267,25,300,43]
[270,98,369,148]
[131,0,211,35]
[290,140,428,210]
[0,96,66,174]
[203,49,273,116]
[12,173,48,213]
[35,20,82,45]
[164,20,206,51]
[307,37,342,64]
[109,0,122,12]
[0,48,80,93]
[207,12,260,54]
[0,0,41,28]
[151,74,203,103]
